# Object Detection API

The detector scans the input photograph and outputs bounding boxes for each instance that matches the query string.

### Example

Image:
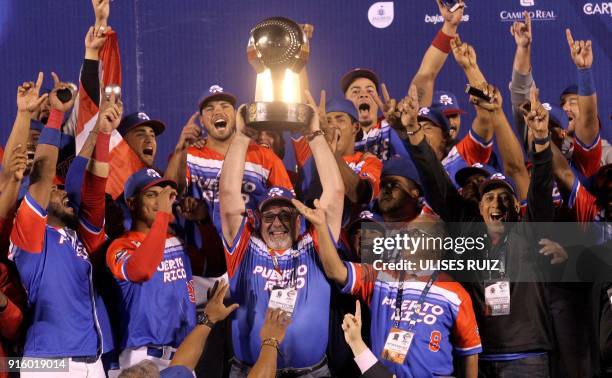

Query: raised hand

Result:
[511,11,532,48]
[469,82,502,112]
[436,0,465,30]
[175,112,202,152]
[85,25,111,51]
[291,198,326,227]
[16,72,48,114]
[342,300,367,355]
[235,104,258,139]
[397,85,420,130]
[97,90,123,134]
[539,239,568,264]
[204,280,239,324]
[372,83,399,127]
[304,90,323,134]
[158,185,178,215]
[525,86,549,139]
[260,308,291,344]
[177,196,208,222]
[49,72,77,113]
[300,23,314,41]
[565,29,593,69]
[7,144,27,182]
[92,0,110,26]
[450,35,478,71]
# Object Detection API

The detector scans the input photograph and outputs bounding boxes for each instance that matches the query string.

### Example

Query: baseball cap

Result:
[124,168,177,201]
[340,68,380,94]
[432,91,465,116]
[198,85,237,112]
[258,186,296,211]
[382,156,422,193]
[479,172,517,198]
[117,112,165,137]
[418,105,450,132]
[542,102,570,130]
[326,98,358,122]
[560,84,578,103]
[348,210,385,234]
[455,163,496,188]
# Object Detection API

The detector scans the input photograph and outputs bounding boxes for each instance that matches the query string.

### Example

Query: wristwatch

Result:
[197,312,215,329]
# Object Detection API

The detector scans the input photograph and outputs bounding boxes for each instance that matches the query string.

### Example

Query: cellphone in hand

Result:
[465,84,491,103]
[104,85,122,102]
[56,88,73,104]
[441,0,463,13]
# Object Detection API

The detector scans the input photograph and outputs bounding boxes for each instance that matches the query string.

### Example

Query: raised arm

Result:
[410,0,464,105]
[449,37,492,142]
[164,112,201,195]
[471,83,530,201]
[565,29,598,146]
[396,86,469,222]
[304,91,344,241]
[248,308,291,378]
[170,281,238,371]
[2,74,48,171]
[219,106,250,245]
[292,199,348,285]
[0,146,27,219]
[525,87,554,222]
[509,12,533,149]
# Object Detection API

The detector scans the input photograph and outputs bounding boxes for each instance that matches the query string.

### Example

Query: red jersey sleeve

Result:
[567,177,599,223]
[292,137,312,168]
[572,134,602,178]
[222,215,254,278]
[10,192,47,254]
[340,262,377,305]
[450,283,482,356]
[359,154,382,199]
[456,130,493,166]
[107,236,138,282]
[77,171,107,255]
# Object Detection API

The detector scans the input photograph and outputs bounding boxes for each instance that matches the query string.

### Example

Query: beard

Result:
[48,203,78,229]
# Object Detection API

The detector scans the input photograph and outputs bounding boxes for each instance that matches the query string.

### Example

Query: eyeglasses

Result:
[261,210,295,223]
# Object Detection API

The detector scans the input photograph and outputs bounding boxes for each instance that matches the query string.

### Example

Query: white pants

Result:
[107,346,174,377]
[20,358,104,378]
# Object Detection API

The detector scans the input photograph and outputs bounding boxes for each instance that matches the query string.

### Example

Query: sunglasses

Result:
[261,210,296,223]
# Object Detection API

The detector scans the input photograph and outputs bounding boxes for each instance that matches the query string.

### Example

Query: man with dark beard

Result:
[8,87,121,377]
[375,156,422,223]
[454,163,495,206]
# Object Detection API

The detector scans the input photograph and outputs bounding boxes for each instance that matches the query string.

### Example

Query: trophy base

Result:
[243,102,314,132]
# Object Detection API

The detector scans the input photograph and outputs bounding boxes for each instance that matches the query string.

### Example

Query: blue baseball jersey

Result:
[342,264,481,378]
[9,193,111,357]
[107,233,196,349]
[355,120,411,162]
[186,144,293,233]
[223,216,331,368]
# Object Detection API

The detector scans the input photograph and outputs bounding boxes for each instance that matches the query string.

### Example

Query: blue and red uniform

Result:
[571,134,602,179]
[342,264,481,378]
[442,130,493,188]
[223,216,331,368]
[106,212,196,350]
[354,120,411,162]
[186,144,293,232]
[8,161,111,357]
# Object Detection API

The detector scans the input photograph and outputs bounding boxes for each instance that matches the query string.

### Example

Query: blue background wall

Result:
[1,0,610,168]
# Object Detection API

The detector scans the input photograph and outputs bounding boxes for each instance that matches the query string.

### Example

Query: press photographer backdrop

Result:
[0,0,610,169]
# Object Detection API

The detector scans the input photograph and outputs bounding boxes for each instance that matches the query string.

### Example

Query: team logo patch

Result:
[368,2,394,29]
[209,85,224,94]
[439,95,453,105]
[146,169,161,178]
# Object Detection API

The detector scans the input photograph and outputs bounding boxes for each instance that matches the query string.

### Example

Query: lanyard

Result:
[268,248,297,288]
[393,271,438,330]
[486,235,508,281]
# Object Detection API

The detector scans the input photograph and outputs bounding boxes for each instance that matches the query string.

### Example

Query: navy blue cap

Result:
[542,102,570,130]
[455,163,496,188]
[417,105,450,132]
[326,98,358,122]
[258,186,296,211]
[340,68,380,94]
[382,156,422,192]
[560,85,578,103]
[117,112,165,137]
[479,172,517,197]
[432,91,465,115]
[348,210,385,232]
[198,85,237,111]
[124,168,177,201]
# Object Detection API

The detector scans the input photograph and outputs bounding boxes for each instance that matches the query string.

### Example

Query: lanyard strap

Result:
[268,249,297,288]
[393,271,438,330]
